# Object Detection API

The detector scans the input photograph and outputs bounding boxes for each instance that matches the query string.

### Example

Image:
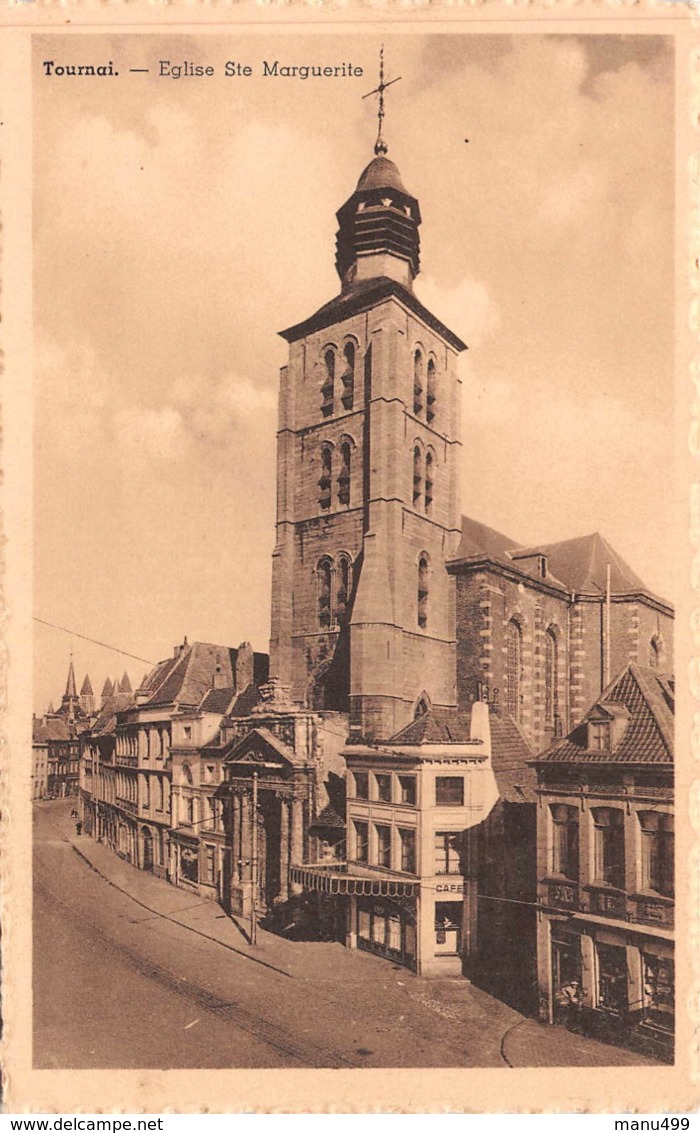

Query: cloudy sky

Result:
[33,32,674,713]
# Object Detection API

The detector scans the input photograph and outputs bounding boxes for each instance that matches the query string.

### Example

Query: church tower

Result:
[60,657,80,719]
[270,68,466,741]
[79,674,95,716]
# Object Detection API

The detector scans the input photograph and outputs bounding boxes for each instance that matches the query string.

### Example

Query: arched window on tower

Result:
[413,349,424,417]
[413,445,423,508]
[649,636,662,669]
[321,349,335,418]
[338,441,351,507]
[545,628,559,732]
[341,342,355,411]
[418,554,430,630]
[425,450,434,516]
[426,357,436,425]
[336,555,352,624]
[318,557,333,629]
[506,619,523,722]
[319,444,332,511]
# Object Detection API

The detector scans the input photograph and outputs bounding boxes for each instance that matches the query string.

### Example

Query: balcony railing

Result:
[544,879,674,929]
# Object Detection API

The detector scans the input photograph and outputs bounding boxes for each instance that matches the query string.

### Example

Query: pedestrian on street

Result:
[75,821,82,836]
[558,978,583,1032]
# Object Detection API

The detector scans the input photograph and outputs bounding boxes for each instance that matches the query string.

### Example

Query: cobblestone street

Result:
[34,801,657,1070]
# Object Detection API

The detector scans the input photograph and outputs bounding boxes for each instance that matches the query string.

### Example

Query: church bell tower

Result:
[270,59,467,741]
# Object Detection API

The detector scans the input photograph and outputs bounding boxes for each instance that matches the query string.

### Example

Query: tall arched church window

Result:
[649,636,662,669]
[341,342,355,411]
[413,350,424,417]
[506,619,522,722]
[318,558,332,629]
[545,628,559,730]
[426,358,436,425]
[338,441,351,507]
[425,450,434,516]
[336,556,351,623]
[319,444,332,511]
[418,554,430,630]
[413,446,423,508]
[321,349,335,418]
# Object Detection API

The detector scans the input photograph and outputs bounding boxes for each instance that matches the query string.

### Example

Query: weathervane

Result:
[363,46,402,157]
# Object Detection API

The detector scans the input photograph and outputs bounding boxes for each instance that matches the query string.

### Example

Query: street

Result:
[33,801,655,1070]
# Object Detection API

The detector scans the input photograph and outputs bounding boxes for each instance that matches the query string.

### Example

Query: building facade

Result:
[532,664,674,1061]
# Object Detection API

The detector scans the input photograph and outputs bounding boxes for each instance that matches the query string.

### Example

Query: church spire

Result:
[60,654,80,719]
[362,45,402,158]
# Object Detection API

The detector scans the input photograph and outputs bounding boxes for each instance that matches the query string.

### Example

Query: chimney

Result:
[235,642,254,692]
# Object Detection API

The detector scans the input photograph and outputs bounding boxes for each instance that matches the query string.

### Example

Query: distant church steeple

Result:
[101,676,114,707]
[79,674,95,716]
[60,656,80,719]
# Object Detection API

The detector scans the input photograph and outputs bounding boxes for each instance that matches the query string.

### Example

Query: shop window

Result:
[506,619,522,722]
[435,831,462,875]
[642,954,674,1031]
[413,446,422,508]
[341,342,355,411]
[426,357,436,424]
[399,828,416,873]
[418,554,429,630]
[180,845,198,885]
[596,942,628,1015]
[639,811,674,897]
[550,803,579,881]
[375,824,392,868]
[375,773,392,803]
[398,775,416,806]
[436,776,464,807]
[353,771,369,799]
[354,820,369,863]
[413,349,424,417]
[337,442,351,507]
[592,807,625,889]
[317,557,332,628]
[321,349,335,417]
[434,901,462,955]
[204,845,216,886]
[319,444,332,511]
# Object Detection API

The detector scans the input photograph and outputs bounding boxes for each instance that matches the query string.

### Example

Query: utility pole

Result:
[250,769,258,946]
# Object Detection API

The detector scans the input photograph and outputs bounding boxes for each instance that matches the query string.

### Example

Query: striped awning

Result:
[290,863,419,898]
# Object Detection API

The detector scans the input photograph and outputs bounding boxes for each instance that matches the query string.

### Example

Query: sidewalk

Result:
[61,811,658,1067]
[66,820,395,984]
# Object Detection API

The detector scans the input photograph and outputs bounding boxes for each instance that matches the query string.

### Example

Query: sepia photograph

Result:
[10,18,689,1109]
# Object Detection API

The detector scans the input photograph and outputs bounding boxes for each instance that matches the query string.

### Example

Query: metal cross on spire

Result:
[363,46,402,157]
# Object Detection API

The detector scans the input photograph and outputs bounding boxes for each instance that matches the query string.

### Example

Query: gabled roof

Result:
[279,277,467,353]
[489,715,537,803]
[450,517,670,609]
[140,643,237,709]
[310,803,346,830]
[535,664,673,766]
[199,686,238,715]
[389,708,474,745]
[519,531,647,596]
[33,715,71,743]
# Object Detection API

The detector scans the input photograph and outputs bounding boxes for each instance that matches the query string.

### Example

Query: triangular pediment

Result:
[224,726,303,769]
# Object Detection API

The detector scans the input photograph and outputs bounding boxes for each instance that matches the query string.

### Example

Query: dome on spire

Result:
[356,156,408,195]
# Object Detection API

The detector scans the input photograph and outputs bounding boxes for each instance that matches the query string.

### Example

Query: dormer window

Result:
[589,721,610,751]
